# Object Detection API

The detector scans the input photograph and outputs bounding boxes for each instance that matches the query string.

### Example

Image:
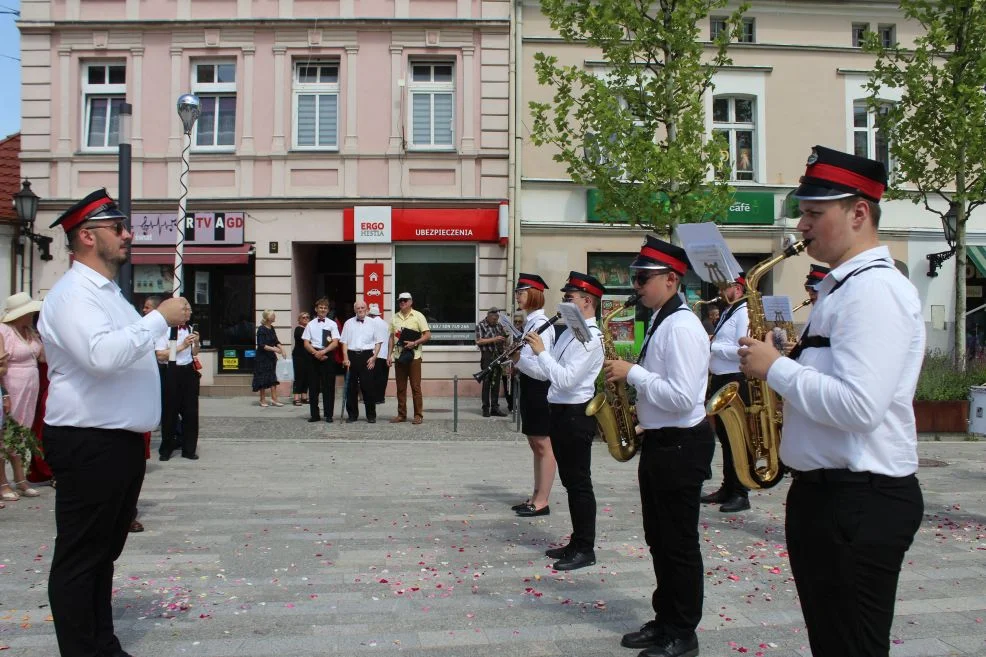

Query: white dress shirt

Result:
[302,317,340,349]
[370,316,390,358]
[515,309,556,381]
[341,316,382,352]
[39,261,168,432]
[628,305,709,429]
[538,317,603,404]
[709,302,748,375]
[768,246,925,477]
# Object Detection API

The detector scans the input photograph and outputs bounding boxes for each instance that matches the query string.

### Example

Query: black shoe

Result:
[511,500,531,512]
[491,408,508,417]
[346,417,358,423]
[638,632,698,657]
[544,544,572,560]
[482,409,491,417]
[515,504,549,517]
[158,453,170,461]
[325,417,334,423]
[700,488,727,504]
[367,418,376,424]
[719,495,750,513]
[621,621,667,649]
[553,550,595,571]
[308,417,321,423]
[181,453,199,460]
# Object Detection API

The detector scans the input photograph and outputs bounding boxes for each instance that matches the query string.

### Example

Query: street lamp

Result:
[117,102,133,300]
[927,201,959,277]
[12,179,53,262]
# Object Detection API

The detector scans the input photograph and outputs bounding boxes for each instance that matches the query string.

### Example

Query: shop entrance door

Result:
[317,245,356,323]
[185,262,256,373]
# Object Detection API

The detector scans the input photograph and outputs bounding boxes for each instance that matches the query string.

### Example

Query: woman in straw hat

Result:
[0,292,44,501]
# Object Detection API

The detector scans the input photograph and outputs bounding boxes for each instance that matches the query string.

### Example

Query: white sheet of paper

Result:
[761,295,794,323]
[557,302,592,343]
[498,313,522,338]
[675,223,743,285]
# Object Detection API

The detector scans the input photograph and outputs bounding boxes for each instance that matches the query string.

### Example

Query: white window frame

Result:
[878,24,896,48]
[81,62,126,152]
[191,60,237,151]
[710,16,727,40]
[292,61,340,151]
[712,96,757,182]
[843,74,902,177]
[407,61,455,151]
[852,22,870,48]
[739,17,756,43]
[706,69,768,185]
[852,99,895,175]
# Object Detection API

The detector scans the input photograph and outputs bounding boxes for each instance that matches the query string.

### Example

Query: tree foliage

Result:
[529,0,749,232]
[864,0,986,369]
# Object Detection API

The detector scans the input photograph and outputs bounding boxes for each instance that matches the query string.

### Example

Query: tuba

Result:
[586,293,641,462]
[705,239,809,489]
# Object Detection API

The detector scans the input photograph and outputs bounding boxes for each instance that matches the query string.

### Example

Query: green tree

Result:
[529,0,749,233]
[864,0,986,371]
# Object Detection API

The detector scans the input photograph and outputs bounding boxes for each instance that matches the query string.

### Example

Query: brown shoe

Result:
[389,417,407,423]
[129,520,144,532]
[412,417,423,425]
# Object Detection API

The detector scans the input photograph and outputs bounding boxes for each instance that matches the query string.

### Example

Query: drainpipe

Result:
[506,0,524,314]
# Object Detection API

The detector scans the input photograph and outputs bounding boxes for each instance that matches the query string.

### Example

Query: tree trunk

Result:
[955,215,967,372]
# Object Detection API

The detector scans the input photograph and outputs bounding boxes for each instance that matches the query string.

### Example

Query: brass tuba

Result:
[586,293,641,462]
[705,239,809,489]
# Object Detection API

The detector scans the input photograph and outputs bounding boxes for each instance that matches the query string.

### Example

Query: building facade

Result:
[19,0,511,393]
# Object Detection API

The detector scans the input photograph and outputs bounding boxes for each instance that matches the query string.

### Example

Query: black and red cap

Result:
[50,188,127,233]
[515,273,548,292]
[805,264,830,288]
[793,145,887,203]
[629,235,690,276]
[561,271,606,298]
[734,272,747,287]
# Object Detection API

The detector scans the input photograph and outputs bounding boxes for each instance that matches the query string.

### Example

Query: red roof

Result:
[0,133,21,223]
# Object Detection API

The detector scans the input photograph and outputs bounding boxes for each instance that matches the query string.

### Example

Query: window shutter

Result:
[412,93,432,145]
[318,94,338,147]
[298,94,316,146]
[433,93,453,145]
[88,98,108,147]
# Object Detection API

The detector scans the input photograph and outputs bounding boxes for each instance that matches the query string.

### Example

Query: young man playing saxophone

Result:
[604,236,714,657]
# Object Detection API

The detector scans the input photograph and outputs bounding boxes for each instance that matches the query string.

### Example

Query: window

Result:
[82,62,126,150]
[853,100,892,173]
[408,62,454,149]
[710,16,727,40]
[293,62,339,149]
[192,62,236,149]
[879,24,896,48]
[394,245,474,345]
[739,17,756,43]
[713,96,756,181]
[852,22,870,47]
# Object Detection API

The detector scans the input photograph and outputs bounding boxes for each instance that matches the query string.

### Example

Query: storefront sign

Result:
[586,190,776,225]
[344,208,500,243]
[131,212,245,245]
[223,357,239,368]
[134,265,174,293]
[363,263,385,308]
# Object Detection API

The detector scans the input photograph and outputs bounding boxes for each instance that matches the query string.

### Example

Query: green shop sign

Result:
[586,189,776,225]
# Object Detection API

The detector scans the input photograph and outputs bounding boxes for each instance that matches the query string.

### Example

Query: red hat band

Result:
[568,278,603,298]
[735,276,747,287]
[640,246,687,275]
[809,271,826,281]
[517,277,545,291]
[61,197,116,232]
[805,163,885,202]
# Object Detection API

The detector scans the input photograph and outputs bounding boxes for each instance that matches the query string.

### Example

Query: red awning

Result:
[131,244,254,265]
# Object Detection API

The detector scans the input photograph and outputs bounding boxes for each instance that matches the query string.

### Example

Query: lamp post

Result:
[117,102,133,301]
[173,94,201,299]
[927,202,959,277]
[12,179,53,296]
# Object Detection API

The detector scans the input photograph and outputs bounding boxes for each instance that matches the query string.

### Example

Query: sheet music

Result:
[557,302,592,343]
[761,296,794,323]
[498,313,522,339]
[675,222,744,285]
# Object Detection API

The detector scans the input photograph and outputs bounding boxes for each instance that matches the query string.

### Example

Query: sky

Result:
[0,0,21,140]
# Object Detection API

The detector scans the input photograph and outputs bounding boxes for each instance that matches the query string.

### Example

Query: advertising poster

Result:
[600,296,637,345]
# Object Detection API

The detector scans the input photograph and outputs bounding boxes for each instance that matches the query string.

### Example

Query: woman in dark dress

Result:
[252,309,286,407]
[292,311,311,406]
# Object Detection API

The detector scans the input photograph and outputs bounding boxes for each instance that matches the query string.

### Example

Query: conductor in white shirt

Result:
[739,146,924,657]
[340,300,381,423]
[39,189,190,657]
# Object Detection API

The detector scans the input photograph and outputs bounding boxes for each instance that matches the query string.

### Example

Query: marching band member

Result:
[604,236,713,657]
[524,271,605,571]
[701,273,751,513]
[510,273,557,518]
[739,146,924,657]
[805,264,829,305]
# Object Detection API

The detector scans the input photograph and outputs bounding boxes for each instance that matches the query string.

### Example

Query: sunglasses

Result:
[85,221,127,236]
[399,299,411,303]
[632,270,669,286]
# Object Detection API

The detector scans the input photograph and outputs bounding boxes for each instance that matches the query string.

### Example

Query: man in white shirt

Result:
[701,275,751,513]
[525,271,605,572]
[340,300,382,423]
[302,297,341,423]
[604,237,714,657]
[367,304,389,404]
[39,188,189,657]
[739,146,925,657]
[157,320,200,460]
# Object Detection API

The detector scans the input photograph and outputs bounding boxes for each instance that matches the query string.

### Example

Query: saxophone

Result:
[705,239,809,489]
[586,293,641,462]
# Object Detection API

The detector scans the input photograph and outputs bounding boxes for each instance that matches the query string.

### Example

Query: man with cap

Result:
[701,273,751,513]
[388,292,431,424]
[475,306,508,417]
[604,236,714,657]
[367,303,390,404]
[738,146,924,657]
[38,188,190,657]
[524,271,605,570]
[804,264,829,306]
[340,300,381,424]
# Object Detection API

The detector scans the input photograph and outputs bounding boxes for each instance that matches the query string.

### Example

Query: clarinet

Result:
[472,313,562,382]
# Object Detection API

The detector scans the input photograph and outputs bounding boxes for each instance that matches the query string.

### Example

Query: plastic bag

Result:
[276,358,294,382]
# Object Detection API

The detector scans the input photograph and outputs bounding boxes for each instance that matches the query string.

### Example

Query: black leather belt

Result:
[350,349,374,354]
[789,468,910,485]
[643,420,710,445]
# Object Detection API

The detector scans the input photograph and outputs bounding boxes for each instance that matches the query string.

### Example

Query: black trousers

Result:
[160,363,199,457]
[45,425,146,657]
[639,422,715,638]
[786,471,923,657]
[480,351,503,411]
[309,355,336,419]
[548,402,596,551]
[707,372,749,498]
[374,359,390,404]
[346,350,377,421]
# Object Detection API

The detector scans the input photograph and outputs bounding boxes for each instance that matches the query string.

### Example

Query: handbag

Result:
[276,357,294,382]
[396,327,421,366]
[192,356,203,371]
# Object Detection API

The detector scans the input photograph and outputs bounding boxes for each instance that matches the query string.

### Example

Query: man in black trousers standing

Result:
[303,296,340,422]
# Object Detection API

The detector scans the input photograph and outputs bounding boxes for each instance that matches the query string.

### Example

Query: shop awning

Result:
[131,244,254,265]
[968,246,986,277]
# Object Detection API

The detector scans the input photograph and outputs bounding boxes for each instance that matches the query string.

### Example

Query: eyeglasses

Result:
[562,295,580,303]
[85,221,127,236]
[399,299,410,304]
[632,270,668,286]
